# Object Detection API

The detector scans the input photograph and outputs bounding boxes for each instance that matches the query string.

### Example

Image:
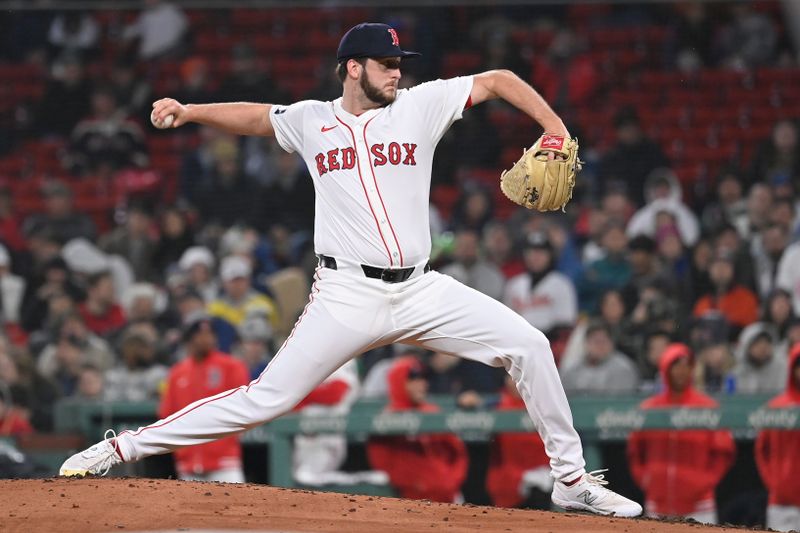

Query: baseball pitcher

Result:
[61,22,640,517]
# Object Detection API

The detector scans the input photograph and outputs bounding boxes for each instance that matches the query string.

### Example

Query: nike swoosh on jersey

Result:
[321,125,338,132]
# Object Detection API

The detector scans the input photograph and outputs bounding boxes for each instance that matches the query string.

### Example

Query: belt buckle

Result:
[380,269,395,283]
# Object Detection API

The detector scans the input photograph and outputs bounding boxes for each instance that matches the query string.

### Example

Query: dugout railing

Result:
[51,395,799,490]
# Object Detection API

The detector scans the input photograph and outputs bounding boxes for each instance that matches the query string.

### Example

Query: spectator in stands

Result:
[560,320,639,395]
[100,205,158,282]
[596,288,637,360]
[66,85,149,178]
[36,51,92,137]
[37,313,113,396]
[763,289,798,358]
[179,126,224,204]
[482,222,523,279]
[161,289,205,362]
[194,137,260,229]
[700,171,747,237]
[751,223,789,299]
[0,244,25,326]
[61,238,135,304]
[0,382,33,437]
[178,246,217,303]
[776,231,800,316]
[152,206,195,277]
[440,229,505,301]
[669,2,714,70]
[503,231,577,337]
[734,183,773,241]
[23,181,96,245]
[216,43,288,104]
[159,311,249,482]
[75,364,104,401]
[486,375,551,510]
[732,323,786,395]
[109,58,152,121]
[78,271,126,339]
[719,4,778,69]
[620,235,659,309]
[104,327,168,402]
[639,329,672,389]
[46,11,99,61]
[292,360,363,486]
[769,197,800,242]
[258,145,315,234]
[424,351,505,406]
[627,343,735,523]
[20,256,82,335]
[361,346,427,400]
[450,186,494,234]
[755,342,800,532]
[693,250,759,335]
[598,108,670,205]
[207,255,279,352]
[627,169,699,247]
[713,222,757,294]
[655,221,693,290]
[0,339,58,431]
[531,29,598,111]
[122,0,189,61]
[694,340,736,395]
[628,280,682,354]
[367,356,468,503]
[121,283,168,330]
[233,312,273,380]
[578,221,631,313]
[436,107,501,177]
[174,57,214,105]
[0,184,27,254]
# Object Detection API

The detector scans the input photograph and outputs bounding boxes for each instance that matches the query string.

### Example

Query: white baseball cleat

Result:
[551,469,643,517]
[59,430,124,477]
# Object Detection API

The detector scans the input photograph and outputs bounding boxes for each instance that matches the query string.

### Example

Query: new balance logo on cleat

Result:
[577,490,598,506]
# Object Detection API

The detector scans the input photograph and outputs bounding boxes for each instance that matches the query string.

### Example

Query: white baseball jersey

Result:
[269,76,474,268]
[105,75,589,487]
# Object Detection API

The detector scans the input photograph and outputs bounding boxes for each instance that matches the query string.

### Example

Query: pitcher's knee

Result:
[515,327,553,365]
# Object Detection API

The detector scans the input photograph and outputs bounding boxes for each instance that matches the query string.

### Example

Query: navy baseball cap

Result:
[337,23,421,63]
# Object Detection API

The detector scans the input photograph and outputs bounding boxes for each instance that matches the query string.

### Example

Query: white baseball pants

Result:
[116,266,586,480]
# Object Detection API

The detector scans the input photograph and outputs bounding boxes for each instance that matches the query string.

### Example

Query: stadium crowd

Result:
[0,0,799,529]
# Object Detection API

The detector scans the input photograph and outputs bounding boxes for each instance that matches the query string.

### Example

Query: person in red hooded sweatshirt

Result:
[627,343,735,523]
[367,356,468,503]
[159,311,249,482]
[755,342,800,532]
[486,375,551,509]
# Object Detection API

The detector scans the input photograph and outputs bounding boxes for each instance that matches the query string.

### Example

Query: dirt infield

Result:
[0,478,766,533]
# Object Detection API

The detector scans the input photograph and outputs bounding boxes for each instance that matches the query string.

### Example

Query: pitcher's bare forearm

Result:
[470,70,568,137]
[185,102,274,136]
[151,98,275,136]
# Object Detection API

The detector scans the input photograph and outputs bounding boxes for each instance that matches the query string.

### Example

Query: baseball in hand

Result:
[150,109,175,129]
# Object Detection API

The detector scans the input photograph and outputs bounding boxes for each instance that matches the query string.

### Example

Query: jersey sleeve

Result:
[405,76,474,144]
[269,100,314,154]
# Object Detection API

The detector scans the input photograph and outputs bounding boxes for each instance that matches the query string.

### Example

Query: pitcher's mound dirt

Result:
[0,478,764,533]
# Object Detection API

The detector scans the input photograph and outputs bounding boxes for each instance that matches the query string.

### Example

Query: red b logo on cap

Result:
[388,28,399,46]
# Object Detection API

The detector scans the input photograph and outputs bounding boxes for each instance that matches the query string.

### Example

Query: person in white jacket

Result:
[626,168,700,247]
[503,232,577,336]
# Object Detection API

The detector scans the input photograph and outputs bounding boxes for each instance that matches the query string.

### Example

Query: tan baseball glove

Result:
[500,134,582,212]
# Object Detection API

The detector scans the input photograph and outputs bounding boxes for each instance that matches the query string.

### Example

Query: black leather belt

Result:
[318,254,430,283]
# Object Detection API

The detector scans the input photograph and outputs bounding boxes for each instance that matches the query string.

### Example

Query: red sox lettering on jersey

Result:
[270,76,473,268]
[314,142,417,176]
